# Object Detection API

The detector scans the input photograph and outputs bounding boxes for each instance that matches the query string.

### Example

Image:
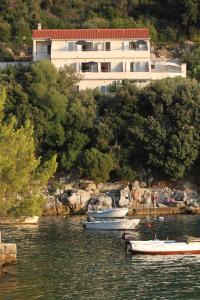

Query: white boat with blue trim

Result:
[88,207,129,219]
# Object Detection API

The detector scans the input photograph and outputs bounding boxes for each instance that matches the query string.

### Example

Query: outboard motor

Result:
[122,232,132,241]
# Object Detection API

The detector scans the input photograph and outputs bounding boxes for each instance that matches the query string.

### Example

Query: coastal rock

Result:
[78,181,97,193]
[132,180,140,190]
[119,186,131,207]
[65,190,91,213]
[97,182,123,192]
[43,196,69,216]
[90,195,112,209]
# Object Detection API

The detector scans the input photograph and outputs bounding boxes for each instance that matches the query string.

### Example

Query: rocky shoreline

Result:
[43,179,200,217]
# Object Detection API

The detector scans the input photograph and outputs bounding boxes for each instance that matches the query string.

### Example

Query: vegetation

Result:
[1,1,200,216]
[1,62,200,185]
[0,86,57,217]
[1,0,200,60]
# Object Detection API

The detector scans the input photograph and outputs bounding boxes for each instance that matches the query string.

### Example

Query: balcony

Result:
[81,68,186,81]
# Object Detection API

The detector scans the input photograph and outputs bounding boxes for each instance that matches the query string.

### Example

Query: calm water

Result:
[0,215,200,300]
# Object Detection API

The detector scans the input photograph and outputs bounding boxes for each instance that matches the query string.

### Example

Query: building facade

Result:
[32,26,186,92]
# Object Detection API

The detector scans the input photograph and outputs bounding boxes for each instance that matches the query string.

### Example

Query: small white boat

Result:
[124,235,200,255]
[88,207,129,219]
[83,218,140,230]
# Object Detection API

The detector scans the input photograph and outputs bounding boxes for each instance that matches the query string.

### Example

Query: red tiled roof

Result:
[32,28,149,40]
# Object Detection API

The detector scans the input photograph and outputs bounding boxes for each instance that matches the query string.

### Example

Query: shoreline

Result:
[0,206,199,226]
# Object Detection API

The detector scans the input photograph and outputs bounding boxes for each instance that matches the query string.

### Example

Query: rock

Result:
[19,51,26,57]
[132,180,140,190]
[140,181,147,188]
[96,183,104,190]
[90,195,112,209]
[43,196,69,216]
[5,47,14,55]
[63,183,74,190]
[119,186,131,207]
[143,189,151,205]
[78,181,97,193]
[97,182,123,192]
[66,190,91,213]
[97,195,112,208]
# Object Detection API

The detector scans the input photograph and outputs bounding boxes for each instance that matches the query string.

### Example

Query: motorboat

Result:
[123,234,200,255]
[88,207,129,219]
[83,218,140,230]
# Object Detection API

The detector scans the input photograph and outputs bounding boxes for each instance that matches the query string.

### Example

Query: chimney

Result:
[38,23,41,30]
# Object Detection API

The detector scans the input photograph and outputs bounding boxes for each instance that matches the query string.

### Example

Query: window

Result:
[137,40,148,51]
[82,42,93,51]
[68,42,76,51]
[129,42,137,50]
[36,42,50,54]
[130,62,149,72]
[105,42,111,51]
[81,62,98,72]
[100,86,107,93]
[129,40,148,51]
[101,62,111,72]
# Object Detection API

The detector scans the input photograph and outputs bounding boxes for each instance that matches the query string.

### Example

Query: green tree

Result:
[61,89,97,171]
[129,78,200,179]
[0,88,57,216]
[81,148,115,183]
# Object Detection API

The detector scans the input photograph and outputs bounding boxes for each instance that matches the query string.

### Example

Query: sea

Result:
[0,215,200,300]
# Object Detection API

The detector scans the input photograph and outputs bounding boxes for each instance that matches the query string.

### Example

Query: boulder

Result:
[98,195,112,208]
[43,196,69,216]
[66,190,91,213]
[132,180,140,190]
[90,195,112,209]
[119,186,131,207]
[143,189,152,205]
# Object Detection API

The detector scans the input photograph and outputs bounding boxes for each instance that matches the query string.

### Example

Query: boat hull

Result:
[84,219,140,230]
[88,208,129,219]
[130,250,200,255]
[127,240,200,255]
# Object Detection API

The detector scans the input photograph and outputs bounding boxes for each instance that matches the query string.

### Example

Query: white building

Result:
[32,26,186,92]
